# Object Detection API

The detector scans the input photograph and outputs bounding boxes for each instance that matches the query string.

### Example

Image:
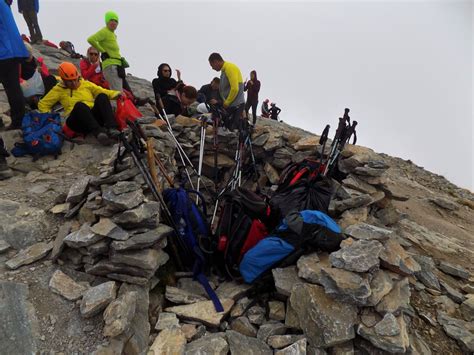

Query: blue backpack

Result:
[240,210,345,283]
[11,111,63,160]
[163,187,224,312]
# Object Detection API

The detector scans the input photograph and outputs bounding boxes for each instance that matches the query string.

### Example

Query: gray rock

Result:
[379,239,421,276]
[297,253,331,284]
[264,162,280,185]
[289,283,357,348]
[460,295,474,321]
[103,291,137,337]
[263,135,284,152]
[357,314,409,353]
[185,333,229,355]
[354,166,385,177]
[344,223,392,241]
[275,338,307,355]
[330,341,354,354]
[374,205,401,226]
[230,297,252,318]
[226,330,273,355]
[268,335,306,349]
[86,239,110,256]
[0,282,39,354]
[374,313,400,336]
[64,224,104,248]
[272,266,304,296]
[112,180,141,194]
[165,299,234,327]
[110,248,169,271]
[329,238,383,272]
[333,194,375,213]
[0,239,11,253]
[437,311,474,352]
[285,299,301,330]
[215,281,252,301]
[110,224,172,252]
[319,267,372,306]
[367,269,394,306]
[375,278,410,315]
[49,269,88,301]
[66,176,91,203]
[85,260,155,279]
[112,201,160,229]
[247,305,267,325]
[440,280,466,304]
[342,174,378,194]
[149,326,186,355]
[51,222,72,262]
[252,133,270,146]
[429,197,459,211]
[230,316,258,337]
[91,218,129,240]
[108,273,149,285]
[6,241,53,270]
[80,281,118,318]
[155,312,180,331]
[412,255,441,290]
[438,261,470,280]
[90,167,140,186]
[409,331,432,355]
[257,322,287,342]
[268,300,286,321]
[102,184,144,211]
[165,286,207,304]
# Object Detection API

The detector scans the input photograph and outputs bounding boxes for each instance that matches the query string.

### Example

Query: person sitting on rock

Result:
[261,98,270,118]
[80,46,109,89]
[197,77,222,106]
[270,102,281,121]
[38,62,121,145]
[164,83,198,117]
[152,63,182,102]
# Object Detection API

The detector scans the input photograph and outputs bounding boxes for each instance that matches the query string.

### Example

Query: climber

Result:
[18,0,43,44]
[152,63,182,103]
[208,52,245,131]
[163,83,198,117]
[261,99,270,118]
[80,46,109,89]
[197,77,222,106]
[270,102,281,121]
[38,62,121,146]
[244,70,261,126]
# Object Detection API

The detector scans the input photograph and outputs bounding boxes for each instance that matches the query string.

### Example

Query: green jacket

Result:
[87,27,122,70]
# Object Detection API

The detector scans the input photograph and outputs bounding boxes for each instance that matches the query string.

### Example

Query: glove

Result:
[101,52,110,61]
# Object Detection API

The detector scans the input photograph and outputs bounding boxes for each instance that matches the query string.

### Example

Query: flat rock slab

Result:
[91,218,129,241]
[272,266,304,296]
[155,312,180,331]
[379,239,421,276]
[215,281,252,301]
[0,282,38,354]
[257,322,287,342]
[268,335,306,349]
[165,298,234,327]
[275,338,307,355]
[429,197,459,211]
[110,224,173,252]
[102,184,145,212]
[412,255,441,291]
[230,316,258,337]
[375,278,410,315]
[330,238,383,272]
[344,223,393,241]
[64,224,104,248]
[80,281,118,318]
[103,291,137,337]
[149,326,186,355]
[437,312,474,353]
[49,269,88,301]
[319,267,372,306]
[438,261,470,280]
[165,286,207,304]
[226,330,272,355]
[357,314,409,353]
[185,333,229,355]
[112,201,160,229]
[66,176,91,203]
[110,248,169,271]
[0,239,11,253]
[6,241,53,270]
[297,252,331,284]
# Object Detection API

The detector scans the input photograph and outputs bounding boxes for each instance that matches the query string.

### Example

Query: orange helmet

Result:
[58,62,79,81]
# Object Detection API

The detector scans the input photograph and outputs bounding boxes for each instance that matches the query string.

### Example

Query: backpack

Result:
[214,187,279,279]
[11,111,63,160]
[270,159,334,217]
[163,187,224,312]
[239,210,345,283]
[59,41,82,59]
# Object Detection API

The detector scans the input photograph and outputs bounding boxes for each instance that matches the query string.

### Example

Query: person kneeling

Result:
[38,62,121,145]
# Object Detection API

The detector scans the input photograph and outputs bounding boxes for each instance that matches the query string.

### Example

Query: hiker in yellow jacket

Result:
[38,62,121,145]
[87,11,125,92]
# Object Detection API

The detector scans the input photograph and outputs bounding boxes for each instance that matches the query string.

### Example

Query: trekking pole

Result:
[196,118,207,205]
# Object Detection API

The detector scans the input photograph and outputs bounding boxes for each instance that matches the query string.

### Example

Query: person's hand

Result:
[209,99,218,105]
[223,102,229,109]
[176,69,181,80]
[101,52,110,61]
[249,80,253,85]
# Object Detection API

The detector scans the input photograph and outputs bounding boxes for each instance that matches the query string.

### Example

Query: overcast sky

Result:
[12,0,473,190]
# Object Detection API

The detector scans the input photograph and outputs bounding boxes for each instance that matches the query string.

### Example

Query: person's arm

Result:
[38,85,61,113]
[87,29,107,54]
[79,60,96,81]
[88,81,120,100]
[276,107,281,115]
[255,81,261,94]
[223,66,241,107]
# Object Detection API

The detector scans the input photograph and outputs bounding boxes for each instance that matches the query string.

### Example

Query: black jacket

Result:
[198,83,222,105]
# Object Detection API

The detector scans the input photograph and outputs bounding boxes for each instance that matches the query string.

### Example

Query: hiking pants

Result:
[0,59,26,127]
[103,65,123,92]
[22,10,42,42]
[245,99,258,125]
[226,104,245,131]
[66,94,117,134]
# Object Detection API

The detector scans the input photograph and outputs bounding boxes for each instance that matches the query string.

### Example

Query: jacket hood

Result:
[157,63,172,78]
[250,70,258,80]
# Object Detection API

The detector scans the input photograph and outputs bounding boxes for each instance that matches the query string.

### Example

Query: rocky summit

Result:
[0,43,473,355]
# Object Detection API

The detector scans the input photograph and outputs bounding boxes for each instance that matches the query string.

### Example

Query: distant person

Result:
[244,70,260,125]
[208,52,245,130]
[38,62,121,145]
[197,77,222,106]
[80,46,109,89]
[152,63,182,99]
[0,135,12,179]
[261,98,270,118]
[17,0,42,44]
[270,102,281,121]
[0,0,29,130]
[88,11,127,93]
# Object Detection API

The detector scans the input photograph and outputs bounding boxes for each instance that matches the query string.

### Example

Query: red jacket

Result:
[80,59,109,89]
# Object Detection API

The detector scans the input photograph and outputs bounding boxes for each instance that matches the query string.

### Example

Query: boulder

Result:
[412,255,441,290]
[379,239,421,276]
[247,305,267,325]
[268,300,286,321]
[64,224,104,248]
[91,218,129,241]
[297,252,331,284]
[342,175,378,194]
[102,184,144,211]
[103,291,137,337]
[333,194,375,213]
[375,278,410,315]
[329,238,383,272]
[66,176,91,203]
[112,201,160,229]
[357,314,410,353]
[80,281,118,318]
[319,267,372,306]
[257,322,287,342]
[49,269,88,301]
[215,281,252,301]
[367,270,394,306]
[264,162,280,185]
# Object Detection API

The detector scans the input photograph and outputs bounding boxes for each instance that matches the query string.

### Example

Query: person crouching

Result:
[38,62,121,145]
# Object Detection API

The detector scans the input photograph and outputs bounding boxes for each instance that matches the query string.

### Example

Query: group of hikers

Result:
[0,2,282,180]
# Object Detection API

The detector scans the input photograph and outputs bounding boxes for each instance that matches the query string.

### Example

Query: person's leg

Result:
[252,101,258,125]
[103,65,123,92]
[30,11,42,42]
[0,59,26,128]
[244,100,251,120]
[22,11,35,42]
[66,102,102,134]
[0,135,13,180]
[91,93,118,129]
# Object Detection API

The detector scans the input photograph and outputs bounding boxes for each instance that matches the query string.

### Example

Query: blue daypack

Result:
[163,187,224,312]
[11,111,63,160]
[240,210,345,283]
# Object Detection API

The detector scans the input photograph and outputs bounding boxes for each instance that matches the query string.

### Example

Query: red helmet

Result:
[58,62,79,81]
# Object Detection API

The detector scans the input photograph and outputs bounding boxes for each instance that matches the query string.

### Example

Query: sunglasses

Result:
[89,53,99,56]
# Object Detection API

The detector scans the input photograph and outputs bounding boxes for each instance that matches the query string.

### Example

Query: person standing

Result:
[88,11,124,92]
[18,0,42,43]
[208,52,245,130]
[0,0,29,130]
[244,70,260,125]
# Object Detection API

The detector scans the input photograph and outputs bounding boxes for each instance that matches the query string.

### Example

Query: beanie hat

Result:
[105,11,119,25]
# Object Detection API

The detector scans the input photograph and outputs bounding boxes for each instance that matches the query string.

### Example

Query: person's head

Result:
[58,62,80,89]
[210,77,220,90]
[87,46,100,63]
[208,53,224,71]
[264,99,269,104]
[250,70,257,80]
[157,63,172,78]
[105,11,119,31]
[179,85,198,106]
[271,103,276,107]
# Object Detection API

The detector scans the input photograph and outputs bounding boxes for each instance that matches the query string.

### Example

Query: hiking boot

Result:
[95,132,114,146]
[0,155,13,180]
[107,128,121,138]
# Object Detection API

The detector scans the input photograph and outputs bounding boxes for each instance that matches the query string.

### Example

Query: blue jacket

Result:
[18,0,39,13]
[0,1,29,60]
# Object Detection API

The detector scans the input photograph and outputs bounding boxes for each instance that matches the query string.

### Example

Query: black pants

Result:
[66,94,117,134]
[245,99,258,125]
[22,10,42,42]
[0,59,25,127]
[225,104,245,131]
